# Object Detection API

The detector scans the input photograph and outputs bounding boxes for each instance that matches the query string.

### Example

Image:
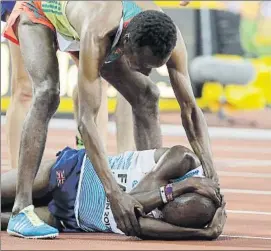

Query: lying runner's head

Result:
[162,193,216,228]
[123,10,177,76]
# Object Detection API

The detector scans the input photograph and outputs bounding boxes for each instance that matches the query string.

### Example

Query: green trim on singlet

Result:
[122,0,142,22]
[41,1,142,61]
[41,1,80,40]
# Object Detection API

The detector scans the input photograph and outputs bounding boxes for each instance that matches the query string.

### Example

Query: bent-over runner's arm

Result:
[166,29,218,183]
[78,26,114,197]
[77,22,143,236]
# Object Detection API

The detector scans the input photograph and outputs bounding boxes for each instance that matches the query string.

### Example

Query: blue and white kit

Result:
[48,147,204,233]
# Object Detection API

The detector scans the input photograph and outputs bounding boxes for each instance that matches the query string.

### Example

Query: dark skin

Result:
[12,1,216,237]
[1,145,226,240]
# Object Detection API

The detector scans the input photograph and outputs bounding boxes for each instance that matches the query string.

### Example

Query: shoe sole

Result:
[7,230,59,239]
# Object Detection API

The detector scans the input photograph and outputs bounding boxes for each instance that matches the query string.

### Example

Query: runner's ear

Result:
[124,33,130,44]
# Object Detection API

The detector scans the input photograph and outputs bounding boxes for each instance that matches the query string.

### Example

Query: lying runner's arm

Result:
[132,177,221,214]
[138,201,226,240]
[166,29,217,183]
[138,217,210,240]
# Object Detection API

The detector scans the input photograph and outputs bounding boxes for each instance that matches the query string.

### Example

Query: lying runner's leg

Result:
[2,159,56,207]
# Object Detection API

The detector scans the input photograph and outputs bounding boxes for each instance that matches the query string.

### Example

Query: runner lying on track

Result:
[3,0,217,238]
[2,145,226,240]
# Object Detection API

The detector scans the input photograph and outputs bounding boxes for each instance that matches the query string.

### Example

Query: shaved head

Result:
[162,193,216,228]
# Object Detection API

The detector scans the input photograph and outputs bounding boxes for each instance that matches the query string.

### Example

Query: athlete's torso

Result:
[41,1,79,40]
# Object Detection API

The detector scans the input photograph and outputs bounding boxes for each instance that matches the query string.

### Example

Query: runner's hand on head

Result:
[188,177,222,207]
[108,191,144,236]
[202,162,220,186]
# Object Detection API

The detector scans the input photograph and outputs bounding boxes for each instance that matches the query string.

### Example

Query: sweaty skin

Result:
[12,0,216,237]
[1,146,225,240]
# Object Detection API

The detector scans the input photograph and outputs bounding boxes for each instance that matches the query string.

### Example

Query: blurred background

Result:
[1,0,271,129]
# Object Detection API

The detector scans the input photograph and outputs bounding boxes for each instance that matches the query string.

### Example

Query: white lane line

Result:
[221,235,271,240]
[218,171,271,178]
[214,145,271,154]
[216,158,271,167]
[222,189,271,195]
[227,210,271,216]
[2,116,271,141]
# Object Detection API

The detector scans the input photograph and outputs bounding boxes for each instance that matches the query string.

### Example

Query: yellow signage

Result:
[155,1,226,10]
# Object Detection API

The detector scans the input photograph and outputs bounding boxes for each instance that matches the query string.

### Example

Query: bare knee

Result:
[170,145,201,169]
[12,78,32,104]
[170,145,192,155]
[34,86,60,119]
[9,43,33,104]
[16,88,32,103]
[77,113,93,138]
